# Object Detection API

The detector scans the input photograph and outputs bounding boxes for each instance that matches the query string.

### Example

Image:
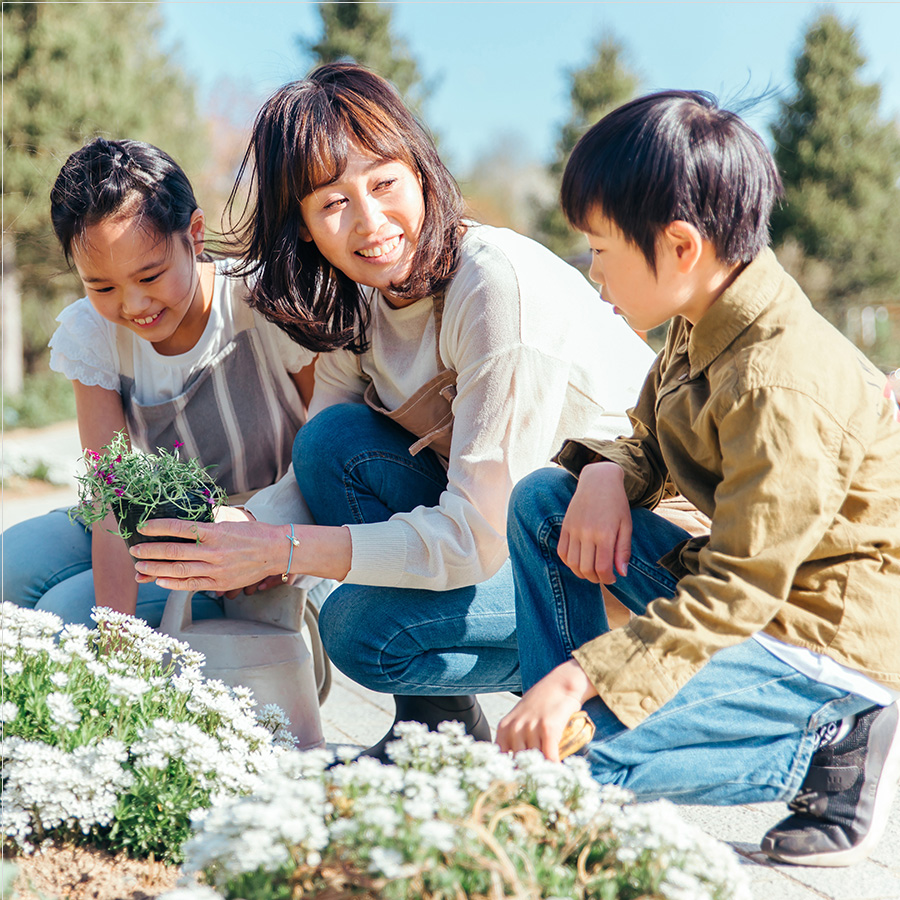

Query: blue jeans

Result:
[2,508,224,628]
[294,403,520,694]
[508,467,874,805]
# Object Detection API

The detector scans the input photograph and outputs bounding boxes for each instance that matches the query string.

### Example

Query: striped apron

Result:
[117,292,304,497]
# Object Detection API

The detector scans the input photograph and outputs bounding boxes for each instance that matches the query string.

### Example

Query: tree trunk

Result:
[2,233,25,398]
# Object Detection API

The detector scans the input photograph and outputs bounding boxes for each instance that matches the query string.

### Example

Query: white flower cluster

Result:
[170,721,750,900]
[0,603,293,856]
[0,736,133,851]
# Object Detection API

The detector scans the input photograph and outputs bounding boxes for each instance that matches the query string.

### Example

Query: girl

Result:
[3,137,316,627]
[131,64,656,757]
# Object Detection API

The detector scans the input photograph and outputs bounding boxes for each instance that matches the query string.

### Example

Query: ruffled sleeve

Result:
[48,298,120,391]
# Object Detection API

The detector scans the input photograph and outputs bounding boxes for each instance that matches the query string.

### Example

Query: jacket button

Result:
[640,696,657,712]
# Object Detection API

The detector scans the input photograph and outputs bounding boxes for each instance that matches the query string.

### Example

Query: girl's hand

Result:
[558,462,631,584]
[129,519,351,591]
[495,659,598,762]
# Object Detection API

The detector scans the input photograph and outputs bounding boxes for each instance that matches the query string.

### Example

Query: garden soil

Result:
[10,842,181,899]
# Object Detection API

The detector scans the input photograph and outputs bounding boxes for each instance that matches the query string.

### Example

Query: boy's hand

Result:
[558,462,631,583]
[496,659,598,762]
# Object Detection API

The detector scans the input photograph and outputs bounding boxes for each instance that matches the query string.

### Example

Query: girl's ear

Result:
[189,208,206,256]
[663,220,703,273]
[298,219,313,243]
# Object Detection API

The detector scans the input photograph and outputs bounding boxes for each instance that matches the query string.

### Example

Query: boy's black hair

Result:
[561,90,783,270]
[50,138,200,264]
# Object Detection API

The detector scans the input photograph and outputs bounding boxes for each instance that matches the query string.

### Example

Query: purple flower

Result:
[114,488,124,497]
[174,440,185,450]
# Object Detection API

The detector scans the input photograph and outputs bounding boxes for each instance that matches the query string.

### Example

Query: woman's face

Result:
[299,145,425,305]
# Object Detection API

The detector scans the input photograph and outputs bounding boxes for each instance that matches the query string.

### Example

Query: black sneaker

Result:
[761,702,900,867]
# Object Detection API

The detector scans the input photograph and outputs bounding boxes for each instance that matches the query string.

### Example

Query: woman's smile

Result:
[356,234,403,260]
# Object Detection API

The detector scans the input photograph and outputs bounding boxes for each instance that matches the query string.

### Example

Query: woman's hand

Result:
[495,659,598,762]
[558,462,631,584]
[129,519,352,592]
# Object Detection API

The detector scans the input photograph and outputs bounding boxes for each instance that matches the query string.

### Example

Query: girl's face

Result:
[299,145,425,305]
[72,211,207,354]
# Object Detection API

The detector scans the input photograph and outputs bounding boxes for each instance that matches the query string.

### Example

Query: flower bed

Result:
[162,723,751,900]
[1,603,292,864]
[2,604,750,900]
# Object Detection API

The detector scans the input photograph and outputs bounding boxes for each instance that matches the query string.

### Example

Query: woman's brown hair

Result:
[228,63,465,353]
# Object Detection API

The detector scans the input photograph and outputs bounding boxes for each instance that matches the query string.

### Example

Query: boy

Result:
[496,91,900,868]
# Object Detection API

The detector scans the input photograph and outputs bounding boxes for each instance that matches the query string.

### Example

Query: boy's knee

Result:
[509,467,576,532]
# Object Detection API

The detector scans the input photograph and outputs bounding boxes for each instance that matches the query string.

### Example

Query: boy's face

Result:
[582,210,697,332]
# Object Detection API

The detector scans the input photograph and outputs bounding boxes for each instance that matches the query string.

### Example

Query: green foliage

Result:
[2,370,76,429]
[72,431,227,540]
[535,35,640,259]
[2,1,205,374]
[299,2,427,113]
[771,12,900,315]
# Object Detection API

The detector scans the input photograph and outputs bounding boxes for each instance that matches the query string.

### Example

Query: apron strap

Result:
[431,290,445,370]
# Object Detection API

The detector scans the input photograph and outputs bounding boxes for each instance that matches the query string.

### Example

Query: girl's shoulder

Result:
[213,258,317,371]
[49,297,120,390]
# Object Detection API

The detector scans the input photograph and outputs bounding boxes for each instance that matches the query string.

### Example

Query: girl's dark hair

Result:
[228,62,465,354]
[561,90,783,270]
[50,138,201,264]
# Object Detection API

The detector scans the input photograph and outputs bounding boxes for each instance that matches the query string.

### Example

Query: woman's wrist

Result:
[281,524,300,582]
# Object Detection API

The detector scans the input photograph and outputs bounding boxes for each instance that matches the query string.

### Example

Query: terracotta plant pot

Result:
[115,491,215,549]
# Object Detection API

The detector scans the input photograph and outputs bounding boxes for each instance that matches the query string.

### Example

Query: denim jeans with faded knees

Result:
[507,466,874,806]
[293,402,521,696]
[2,508,224,628]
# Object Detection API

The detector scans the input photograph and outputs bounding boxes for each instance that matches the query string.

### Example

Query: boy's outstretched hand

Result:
[558,461,631,584]
[496,659,598,762]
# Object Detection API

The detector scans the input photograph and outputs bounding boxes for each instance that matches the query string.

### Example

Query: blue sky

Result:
[160,1,900,173]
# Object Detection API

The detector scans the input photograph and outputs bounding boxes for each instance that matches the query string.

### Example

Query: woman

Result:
[130,63,656,758]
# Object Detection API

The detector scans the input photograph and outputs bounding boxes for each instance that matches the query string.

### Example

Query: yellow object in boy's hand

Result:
[559,710,595,759]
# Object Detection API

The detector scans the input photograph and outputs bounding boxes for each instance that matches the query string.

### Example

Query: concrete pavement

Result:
[3,420,900,900]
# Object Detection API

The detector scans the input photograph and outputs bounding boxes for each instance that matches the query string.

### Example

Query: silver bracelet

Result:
[281,524,300,583]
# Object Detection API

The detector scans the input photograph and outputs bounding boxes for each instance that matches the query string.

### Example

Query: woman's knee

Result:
[317,584,377,680]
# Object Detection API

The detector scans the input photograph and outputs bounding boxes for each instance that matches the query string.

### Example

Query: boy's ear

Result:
[663,220,703,273]
[189,208,206,256]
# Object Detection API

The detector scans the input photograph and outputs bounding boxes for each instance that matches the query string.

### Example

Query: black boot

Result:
[359,694,491,763]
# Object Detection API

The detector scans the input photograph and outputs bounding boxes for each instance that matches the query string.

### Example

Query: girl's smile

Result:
[299,146,425,305]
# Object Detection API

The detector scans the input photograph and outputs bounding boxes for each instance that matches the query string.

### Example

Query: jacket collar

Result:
[687,248,784,377]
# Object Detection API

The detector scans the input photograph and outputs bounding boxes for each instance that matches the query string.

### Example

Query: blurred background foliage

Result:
[2,2,899,429]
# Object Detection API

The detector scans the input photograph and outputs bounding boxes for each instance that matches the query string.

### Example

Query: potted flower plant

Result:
[71,431,227,547]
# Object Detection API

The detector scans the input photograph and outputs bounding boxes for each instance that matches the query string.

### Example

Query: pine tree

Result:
[771,12,900,314]
[299,2,427,113]
[534,35,639,259]
[2,1,204,388]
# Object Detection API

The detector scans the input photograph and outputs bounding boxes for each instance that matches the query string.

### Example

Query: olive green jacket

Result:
[557,249,900,729]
